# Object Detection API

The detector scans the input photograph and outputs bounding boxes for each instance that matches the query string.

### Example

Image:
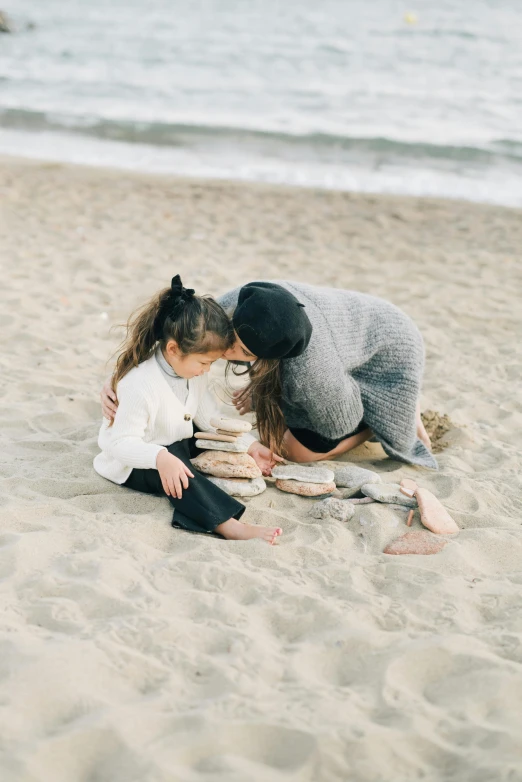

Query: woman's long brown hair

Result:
[229,358,286,455]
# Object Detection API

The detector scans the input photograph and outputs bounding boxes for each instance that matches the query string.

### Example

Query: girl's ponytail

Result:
[110,275,233,395]
[111,286,170,394]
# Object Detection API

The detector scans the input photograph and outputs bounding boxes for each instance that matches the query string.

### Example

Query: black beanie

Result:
[233,282,313,359]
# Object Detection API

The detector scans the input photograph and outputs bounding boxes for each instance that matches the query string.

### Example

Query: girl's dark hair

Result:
[111,275,233,395]
[228,358,286,455]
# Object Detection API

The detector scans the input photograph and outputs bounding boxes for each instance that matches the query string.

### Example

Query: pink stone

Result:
[275,479,336,497]
[416,488,459,535]
[384,530,448,555]
[400,478,418,492]
[191,451,262,479]
[400,487,416,498]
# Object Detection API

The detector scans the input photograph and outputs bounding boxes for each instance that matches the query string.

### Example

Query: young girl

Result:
[94,275,282,544]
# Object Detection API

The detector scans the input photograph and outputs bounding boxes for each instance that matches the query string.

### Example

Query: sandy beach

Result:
[1,155,522,781]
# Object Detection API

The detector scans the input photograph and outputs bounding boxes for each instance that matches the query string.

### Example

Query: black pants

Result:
[123,439,245,536]
[288,419,368,453]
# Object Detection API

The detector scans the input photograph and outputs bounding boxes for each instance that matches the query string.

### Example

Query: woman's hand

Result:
[248,441,285,476]
[156,450,194,498]
[101,379,118,420]
[232,389,252,415]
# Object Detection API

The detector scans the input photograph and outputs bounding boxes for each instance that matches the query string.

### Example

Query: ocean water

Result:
[1,0,522,205]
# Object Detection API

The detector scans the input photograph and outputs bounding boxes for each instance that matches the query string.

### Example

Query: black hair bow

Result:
[170,274,195,305]
[154,275,195,340]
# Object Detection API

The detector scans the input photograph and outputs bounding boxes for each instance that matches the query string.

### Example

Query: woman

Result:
[102,280,436,470]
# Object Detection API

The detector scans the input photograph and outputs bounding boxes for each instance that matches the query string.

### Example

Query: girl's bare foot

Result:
[216,518,282,545]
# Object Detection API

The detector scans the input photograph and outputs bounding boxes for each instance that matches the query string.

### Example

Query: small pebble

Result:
[308,498,355,522]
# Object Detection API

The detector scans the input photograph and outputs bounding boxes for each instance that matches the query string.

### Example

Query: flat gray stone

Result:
[196,437,249,453]
[271,464,335,484]
[308,498,355,522]
[207,476,266,497]
[333,465,382,495]
[361,483,418,508]
[194,431,238,443]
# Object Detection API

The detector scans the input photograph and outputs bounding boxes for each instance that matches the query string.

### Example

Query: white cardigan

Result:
[93,355,254,485]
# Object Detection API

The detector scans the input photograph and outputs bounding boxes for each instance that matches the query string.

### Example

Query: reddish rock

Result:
[192,450,261,479]
[416,488,459,535]
[275,479,336,497]
[400,478,418,493]
[400,486,416,498]
[384,530,447,555]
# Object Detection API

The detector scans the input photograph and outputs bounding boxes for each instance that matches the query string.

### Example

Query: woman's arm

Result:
[282,427,373,463]
[101,378,118,420]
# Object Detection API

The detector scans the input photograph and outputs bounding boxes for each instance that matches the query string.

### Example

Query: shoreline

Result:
[2,151,522,212]
[1,136,521,208]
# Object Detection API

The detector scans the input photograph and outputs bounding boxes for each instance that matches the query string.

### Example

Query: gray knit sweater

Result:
[218,281,437,469]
